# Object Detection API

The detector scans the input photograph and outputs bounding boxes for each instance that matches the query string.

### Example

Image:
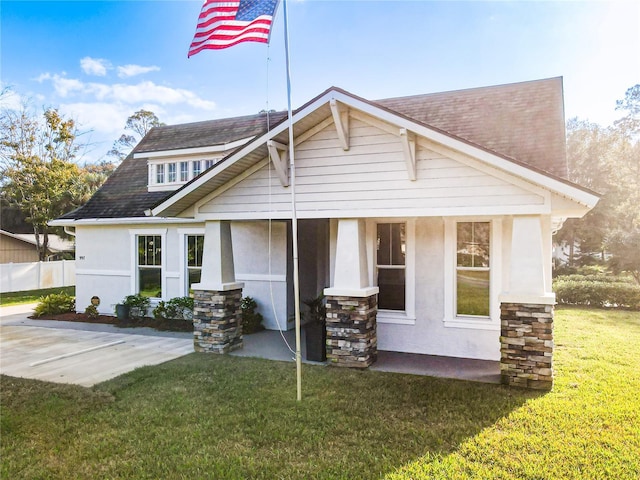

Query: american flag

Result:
[188,0,279,56]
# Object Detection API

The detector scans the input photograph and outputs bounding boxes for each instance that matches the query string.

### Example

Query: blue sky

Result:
[2,0,639,163]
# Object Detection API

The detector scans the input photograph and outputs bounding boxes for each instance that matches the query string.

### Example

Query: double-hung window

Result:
[456,222,490,317]
[138,235,162,298]
[376,223,406,311]
[180,162,189,182]
[192,160,201,177]
[167,163,177,183]
[155,164,165,184]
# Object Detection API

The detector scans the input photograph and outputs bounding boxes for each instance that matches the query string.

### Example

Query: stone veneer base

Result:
[500,302,554,390]
[193,288,243,354]
[326,294,377,368]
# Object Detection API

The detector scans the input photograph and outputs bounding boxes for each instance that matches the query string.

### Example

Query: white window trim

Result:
[147,158,221,192]
[178,228,205,297]
[367,218,416,325]
[443,218,502,330]
[129,229,167,300]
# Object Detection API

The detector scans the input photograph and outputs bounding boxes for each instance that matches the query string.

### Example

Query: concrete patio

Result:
[1,304,500,387]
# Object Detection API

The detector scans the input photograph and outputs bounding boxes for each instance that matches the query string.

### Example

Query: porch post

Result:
[500,215,555,390]
[324,219,379,368]
[192,220,245,354]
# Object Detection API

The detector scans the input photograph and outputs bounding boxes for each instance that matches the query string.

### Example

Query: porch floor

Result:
[233,328,501,384]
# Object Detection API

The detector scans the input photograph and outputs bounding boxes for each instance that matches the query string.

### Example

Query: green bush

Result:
[153,297,194,321]
[553,276,640,309]
[84,304,100,319]
[33,292,75,317]
[121,294,151,320]
[241,296,264,334]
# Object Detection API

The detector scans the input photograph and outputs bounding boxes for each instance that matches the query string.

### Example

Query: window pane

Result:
[139,267,161,297]
[193,160,201,177]
[188,268,202,293]
[391,223,406,265]
[168,163,177,182]
[457,222,490,267]
[156,164,165,183]
[378,268,406,310]
[377,224,391,265]
[180,162,189,181]
[457,270,490,316]
[187,235,204,267]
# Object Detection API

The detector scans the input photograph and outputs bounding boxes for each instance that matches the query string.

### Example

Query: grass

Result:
[0,286,75,306]
[1,308,639,479]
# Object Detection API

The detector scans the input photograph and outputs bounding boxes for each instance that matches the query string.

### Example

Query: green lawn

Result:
[1,307,638,479]
[0,286,75,306]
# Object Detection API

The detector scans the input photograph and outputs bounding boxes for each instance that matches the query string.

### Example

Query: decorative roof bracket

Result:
[330,98,350,151]
[399,128,417,180]
[266,140,289,187]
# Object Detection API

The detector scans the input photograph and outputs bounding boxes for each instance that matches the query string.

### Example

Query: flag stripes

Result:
[188,0,278,56]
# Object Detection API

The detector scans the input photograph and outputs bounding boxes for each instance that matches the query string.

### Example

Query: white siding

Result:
[198,116,545,219]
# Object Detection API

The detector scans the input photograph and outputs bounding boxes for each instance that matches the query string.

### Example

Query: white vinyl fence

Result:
[0,260,75,293]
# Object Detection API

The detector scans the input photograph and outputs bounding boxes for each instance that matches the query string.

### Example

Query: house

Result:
[0,229,75,263]
[52,77,598,390]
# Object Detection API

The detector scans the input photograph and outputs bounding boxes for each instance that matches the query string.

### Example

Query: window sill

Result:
[443,317,500,331]
[377,311,416,325]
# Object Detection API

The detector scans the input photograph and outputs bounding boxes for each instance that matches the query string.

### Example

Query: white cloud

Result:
[117,64,161,78]
[37,73,85,97]
[80,57,111,76]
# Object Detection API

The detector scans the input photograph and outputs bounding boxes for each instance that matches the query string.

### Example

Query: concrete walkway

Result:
[0,304,193,387]
[1,303,500,386]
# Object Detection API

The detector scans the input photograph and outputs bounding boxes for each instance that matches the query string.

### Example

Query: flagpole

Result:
[282,0,302,402]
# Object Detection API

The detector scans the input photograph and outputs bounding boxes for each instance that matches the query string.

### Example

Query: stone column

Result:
[500,216,555,390]
[500,302,554,390]
[324,219,379,368]
[192,221,244,354]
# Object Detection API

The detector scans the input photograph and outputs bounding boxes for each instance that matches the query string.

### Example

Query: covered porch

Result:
[233,328,501,384]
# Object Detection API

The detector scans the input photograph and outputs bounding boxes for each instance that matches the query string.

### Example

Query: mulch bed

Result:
[29,312,193,333]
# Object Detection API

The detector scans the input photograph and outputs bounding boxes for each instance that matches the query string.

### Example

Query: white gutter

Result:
[49,217,202,227]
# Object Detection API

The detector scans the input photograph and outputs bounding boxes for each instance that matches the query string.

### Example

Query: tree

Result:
[108,109,164,161]
[0,105,84,260]
[558,85,640,282]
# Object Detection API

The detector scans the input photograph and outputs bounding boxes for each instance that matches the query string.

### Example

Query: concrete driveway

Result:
[0,304,194,387]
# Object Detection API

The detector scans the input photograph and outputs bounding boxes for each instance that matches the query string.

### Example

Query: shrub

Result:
[241,296,264,334]
[33,292,75,317]
[84,304,100,319]
[553,276,640,309]
[121,294,151,320]
[153,297,194,321]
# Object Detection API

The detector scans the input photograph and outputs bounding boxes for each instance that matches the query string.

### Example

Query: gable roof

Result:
[0,230,74,252]
[57,77,580,222]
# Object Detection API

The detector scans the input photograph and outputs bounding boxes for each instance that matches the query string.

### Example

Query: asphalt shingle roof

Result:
[60,78,567,220]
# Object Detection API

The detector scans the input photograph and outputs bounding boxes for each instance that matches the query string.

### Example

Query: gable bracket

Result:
[266,140,289,187]
[330,99,350,151]
[399,128,417,181]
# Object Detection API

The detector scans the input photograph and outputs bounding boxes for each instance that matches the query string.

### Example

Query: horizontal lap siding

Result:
[198,118,544,215]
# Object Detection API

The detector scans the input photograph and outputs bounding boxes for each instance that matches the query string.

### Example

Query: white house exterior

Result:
[52,78,598,389]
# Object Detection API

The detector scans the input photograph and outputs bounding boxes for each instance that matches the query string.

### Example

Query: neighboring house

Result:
[0,230,75,263]
[52,78,598,390]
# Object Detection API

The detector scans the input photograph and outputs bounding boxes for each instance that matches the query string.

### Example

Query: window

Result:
[376,223,406,310]
[456,222,490,317]
[156,164,165,184]
[192,160,201,177]
[186,235,204,294]
[204,159,215,170]
[180,162,189,182]
[138,235,162,297]
[167,163,177,183]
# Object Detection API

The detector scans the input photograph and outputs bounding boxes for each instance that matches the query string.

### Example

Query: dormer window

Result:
[147,157,221,192]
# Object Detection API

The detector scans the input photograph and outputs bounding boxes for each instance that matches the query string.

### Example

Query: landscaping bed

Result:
[29,312,193,332]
